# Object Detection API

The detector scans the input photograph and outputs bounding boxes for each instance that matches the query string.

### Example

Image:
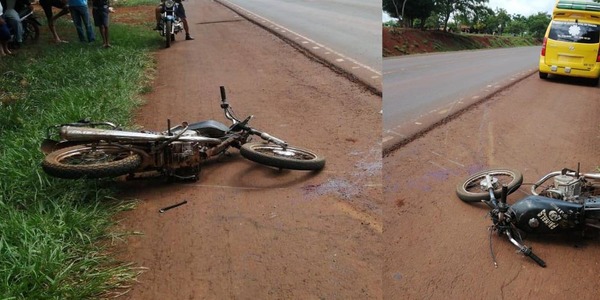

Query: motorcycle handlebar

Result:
[220,86,226,102]
[526,251,547,268]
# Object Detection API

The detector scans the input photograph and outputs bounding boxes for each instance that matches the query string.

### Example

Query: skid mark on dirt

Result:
[334,201,382,233]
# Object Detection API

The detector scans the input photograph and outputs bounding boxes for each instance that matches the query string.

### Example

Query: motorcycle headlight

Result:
[165,0,175,8]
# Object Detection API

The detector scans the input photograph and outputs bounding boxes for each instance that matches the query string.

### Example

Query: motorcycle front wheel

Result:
[165,20,172,48]
[22,20,40,43]
[240,142,325,170]
[42,145,142,179]
[456,168,523,202]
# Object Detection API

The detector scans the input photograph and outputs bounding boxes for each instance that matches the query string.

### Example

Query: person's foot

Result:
[103,44,111,48]
[185,34,194,40]
[154,23,162,31]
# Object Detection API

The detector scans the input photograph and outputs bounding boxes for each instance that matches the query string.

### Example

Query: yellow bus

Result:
[539,0,600,85]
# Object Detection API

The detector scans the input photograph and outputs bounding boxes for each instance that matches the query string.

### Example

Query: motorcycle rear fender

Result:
[40,139,84,155]
[510,195,584,234]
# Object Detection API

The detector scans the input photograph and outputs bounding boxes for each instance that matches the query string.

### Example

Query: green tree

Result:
[383,0,435,28]
[436,0,489,32]
[526,12,551,39]
[495,8,511,35]
[506,18,527,36]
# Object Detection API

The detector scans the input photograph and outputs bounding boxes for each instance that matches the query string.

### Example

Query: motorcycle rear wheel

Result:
[240,142,325,170]
[42,145,142,179]
[456,168,523,202]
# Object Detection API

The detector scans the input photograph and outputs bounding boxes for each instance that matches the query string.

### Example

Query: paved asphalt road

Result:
[383,46,541,135]
[222,0,381,73]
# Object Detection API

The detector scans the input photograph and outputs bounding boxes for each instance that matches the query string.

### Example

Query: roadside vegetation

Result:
[0,2,159,298]
[383,27,539,56]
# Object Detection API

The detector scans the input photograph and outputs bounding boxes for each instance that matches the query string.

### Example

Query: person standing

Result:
[92,0,111,48]
[68,0,95,43]
[39,0,70,43]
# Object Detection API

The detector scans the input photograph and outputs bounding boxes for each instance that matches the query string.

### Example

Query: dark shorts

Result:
[92,6,109,27]
[176,4,186,19]
[39,0,68,20]
[0,20,10,41]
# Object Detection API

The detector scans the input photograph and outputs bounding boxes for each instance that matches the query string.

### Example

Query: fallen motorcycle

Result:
[41,86,325,180]
[456,166,600,267]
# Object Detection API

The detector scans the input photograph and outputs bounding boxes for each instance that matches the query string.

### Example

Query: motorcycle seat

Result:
[187,120,229,138]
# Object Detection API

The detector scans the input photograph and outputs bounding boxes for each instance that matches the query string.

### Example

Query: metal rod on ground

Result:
[159,200,188,213]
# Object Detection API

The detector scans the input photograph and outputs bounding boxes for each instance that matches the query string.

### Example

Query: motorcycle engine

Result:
[540,174,600,204]
[546,174,582,202]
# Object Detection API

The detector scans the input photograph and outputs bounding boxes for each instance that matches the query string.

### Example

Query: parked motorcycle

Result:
[40,86,325,180]
[157,0,183,48]
[456,166,600,267]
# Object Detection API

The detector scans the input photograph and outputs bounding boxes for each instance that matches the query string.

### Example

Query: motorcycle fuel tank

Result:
[510,195,583,234]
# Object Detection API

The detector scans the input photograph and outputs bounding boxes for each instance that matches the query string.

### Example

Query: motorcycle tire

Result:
[23,20,40,43]
[456,168,523,202]
[240,142,325,171]
[42,145,142,179]
[165,20,172,48]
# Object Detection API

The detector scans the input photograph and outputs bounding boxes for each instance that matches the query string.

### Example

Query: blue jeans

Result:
[69,5,95,42]
[3,9,22,43]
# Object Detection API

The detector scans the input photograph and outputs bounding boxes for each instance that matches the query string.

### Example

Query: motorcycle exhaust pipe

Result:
[60,126,221,144]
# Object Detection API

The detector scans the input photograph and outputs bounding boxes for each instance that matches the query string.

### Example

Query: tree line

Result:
[383,0,555,38]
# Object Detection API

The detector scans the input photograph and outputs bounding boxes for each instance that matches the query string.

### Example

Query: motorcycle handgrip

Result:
[220,86,226,102]
[527,252,547,268]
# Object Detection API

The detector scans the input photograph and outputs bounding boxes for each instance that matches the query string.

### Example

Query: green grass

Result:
[113,0,157,7]
[0,21,161,299]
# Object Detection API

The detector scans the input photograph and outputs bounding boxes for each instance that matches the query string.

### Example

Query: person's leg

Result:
[101,25,108,46]
[103,9,110,47]
[4,9,23,43]
[69,6,86,42]
[40,1,59,42]
[80,7,95,42]
[182,18,193,40]
[0,20,10,54]
[51,8,71,42]
[176,5,193,40]
[155,5,163,30]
